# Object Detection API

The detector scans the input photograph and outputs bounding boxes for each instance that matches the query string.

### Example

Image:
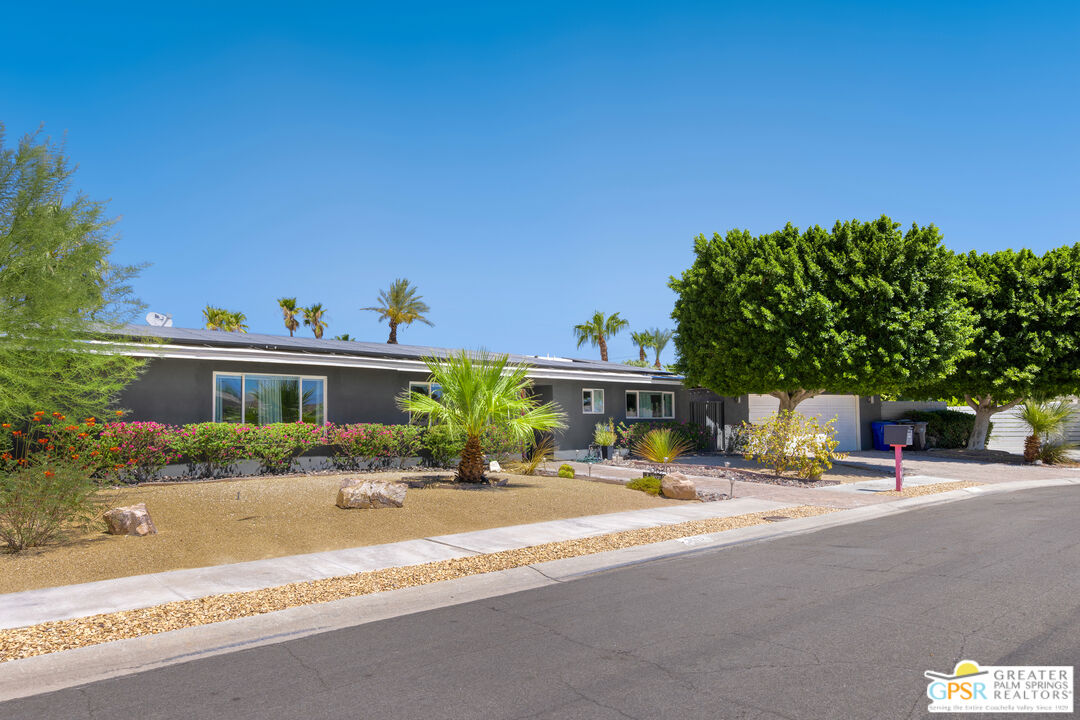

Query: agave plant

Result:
[632,427,692,464]
[1018,399,1074,463]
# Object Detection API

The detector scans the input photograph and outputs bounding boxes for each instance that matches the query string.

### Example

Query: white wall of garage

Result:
[747,394,861,451]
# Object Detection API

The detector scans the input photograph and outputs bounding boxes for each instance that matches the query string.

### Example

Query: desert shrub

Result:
[626,475,662,495]
[557,463,575,478]
[631,428,693,464]
[1039,438,1077,465]
[593,421,616,447]
[330,423,400,468]
[903,410,993,449]
[421,425,465,468]
[242,422,324,474]
[742,411,843,480]
[172,422,251,477]
[481,423,520,462]
[508,436,556,476]
[390,424,425,467]
[0,462,100,552]
[615,421,709,451]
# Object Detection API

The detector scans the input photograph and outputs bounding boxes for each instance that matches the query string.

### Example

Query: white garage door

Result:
[748,394,861,451]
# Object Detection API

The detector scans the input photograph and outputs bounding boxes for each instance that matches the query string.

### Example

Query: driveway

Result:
[6,485,1077,719]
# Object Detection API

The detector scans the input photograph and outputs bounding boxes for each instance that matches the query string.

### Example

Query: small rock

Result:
[104,503,157,536]
[660,473,698,501]
[336,480,407,509]
[695,488,729,503]
[489,460,502,472]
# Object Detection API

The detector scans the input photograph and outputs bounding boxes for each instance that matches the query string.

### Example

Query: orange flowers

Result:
[109,446,120,452]
[71,454,79,460]
[1,423,9,428]
[11,430,22,437]
[37,438,49,445]
[115,410,123,417]
[78,432,88,439]
[44,470,55,478]
[65,425,79,431]
[90,450,100,457]
[34,411,45,416]
[1,453,11,461]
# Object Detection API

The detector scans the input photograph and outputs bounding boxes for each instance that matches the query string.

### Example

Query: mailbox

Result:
[883,424,913,447]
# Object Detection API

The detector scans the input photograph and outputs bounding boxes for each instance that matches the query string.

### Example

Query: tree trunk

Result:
[654,353,661,369]
[965,395,1019,450]
[457,433,486,483]
[598,334,608,362]
[769,389,824,413]
[1023,434,1041,463]
[388,321,398,344]
[638,346,646,362]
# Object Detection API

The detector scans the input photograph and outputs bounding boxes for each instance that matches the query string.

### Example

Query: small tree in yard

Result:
[916,246,1080,449]
[399,351,566,483]
[670,217,973,412]
[0,128,145,424]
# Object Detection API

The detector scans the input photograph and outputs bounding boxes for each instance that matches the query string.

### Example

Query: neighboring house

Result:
[949,399,1080,454]
[108,325,689,455]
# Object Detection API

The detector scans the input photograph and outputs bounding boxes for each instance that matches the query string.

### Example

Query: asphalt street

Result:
[3,486,1077,720]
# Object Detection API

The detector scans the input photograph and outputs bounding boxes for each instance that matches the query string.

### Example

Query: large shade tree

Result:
[573,311,628,362]
[916,246,1080,449]
[670,216,974,411]
[363,278,433,344]
[0,129,145,422]
[399,351,566,483]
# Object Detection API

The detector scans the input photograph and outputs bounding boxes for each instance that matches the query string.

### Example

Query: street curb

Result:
[1,477,1076,702]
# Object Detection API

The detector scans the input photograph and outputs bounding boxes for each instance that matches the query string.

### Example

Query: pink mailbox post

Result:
[882,424,914,492]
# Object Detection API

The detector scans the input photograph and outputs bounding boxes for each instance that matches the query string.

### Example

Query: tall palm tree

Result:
[400,350,566,483]
[362,278,433,344]
[1018,398,1075,462]
[302,303,328,339]
[648,328,674,369]
[278,297,301,337]
[630,331,653,363]
[573,311,628,362]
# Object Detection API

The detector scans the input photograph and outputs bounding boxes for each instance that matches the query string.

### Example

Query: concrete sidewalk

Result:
[0,497,793,631]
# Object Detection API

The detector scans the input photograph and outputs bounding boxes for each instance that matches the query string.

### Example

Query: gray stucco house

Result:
[109,325,691,454]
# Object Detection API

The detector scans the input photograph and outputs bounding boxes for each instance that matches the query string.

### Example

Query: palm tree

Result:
[1018,399,1075,462]
[648,328,674,369]
[225,311,249,333]
[631,331,653,363]
[278,297,301,337]
[204,306,246,332]
[573,311,628,362]
[302,303,328,339]
[399,350,566,483]
[203,305,229,330]
[333,333,353,341]
[362,278,433,344]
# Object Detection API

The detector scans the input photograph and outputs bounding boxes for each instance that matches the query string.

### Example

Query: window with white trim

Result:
[582,388,605,414]
[625,390,674,419]
[409,381,443,401]
[214,372,326,424]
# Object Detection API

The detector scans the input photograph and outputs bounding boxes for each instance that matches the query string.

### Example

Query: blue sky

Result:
[3,1,1077,364]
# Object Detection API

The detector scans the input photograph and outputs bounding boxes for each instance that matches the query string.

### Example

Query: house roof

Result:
[109,325,682,384]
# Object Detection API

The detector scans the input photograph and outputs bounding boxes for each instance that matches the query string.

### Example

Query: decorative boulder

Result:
[489,460,502,472]
[104,503,158,536]
[660,473,698,501]
[336,480,407,509]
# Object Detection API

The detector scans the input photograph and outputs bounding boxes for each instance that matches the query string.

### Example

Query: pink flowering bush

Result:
[242,422,326,474]
[171,422,252,478]
[328,423,422,469]
[94,421,181,482]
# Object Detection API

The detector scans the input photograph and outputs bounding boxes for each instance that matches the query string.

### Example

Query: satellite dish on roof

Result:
[145,312,173,327]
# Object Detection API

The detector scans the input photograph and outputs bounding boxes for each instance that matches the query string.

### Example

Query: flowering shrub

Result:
[741,411,845,480]
[242,422,326,474]
[93,421,181,482]
[171,422,252,478]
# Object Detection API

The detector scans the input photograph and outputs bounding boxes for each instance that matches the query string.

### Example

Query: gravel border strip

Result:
[877,481,981,497]
[0,505,834,663]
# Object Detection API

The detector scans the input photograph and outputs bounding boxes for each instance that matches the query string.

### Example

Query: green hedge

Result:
[901,410,993,449]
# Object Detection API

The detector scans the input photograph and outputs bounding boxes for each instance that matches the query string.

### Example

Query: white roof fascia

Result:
[109,342,685,387]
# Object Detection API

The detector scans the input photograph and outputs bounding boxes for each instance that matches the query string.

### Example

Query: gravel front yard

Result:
[0,472,681,594]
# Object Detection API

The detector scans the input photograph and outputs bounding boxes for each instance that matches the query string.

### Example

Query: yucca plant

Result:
[1018,399,1074,463]
[593,421,616,447]
[631,427,692,464]
[399,350,566,483]
[1039,438,1077,465]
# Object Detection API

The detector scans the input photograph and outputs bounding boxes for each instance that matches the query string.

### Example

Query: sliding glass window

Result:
[625,390,675,419]
[213,373,326,424]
